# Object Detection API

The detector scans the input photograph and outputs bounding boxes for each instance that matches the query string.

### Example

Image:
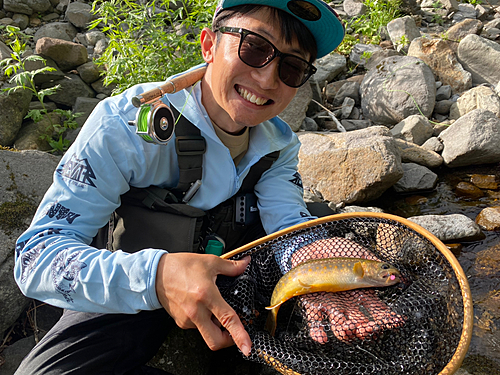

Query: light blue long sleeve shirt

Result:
[14,67,313,314]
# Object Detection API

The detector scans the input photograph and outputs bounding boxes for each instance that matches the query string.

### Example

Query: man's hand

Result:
[155,253,252,356]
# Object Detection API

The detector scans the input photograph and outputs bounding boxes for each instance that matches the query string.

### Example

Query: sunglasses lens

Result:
[280,56,310,87]
[239,33,274,67]
[238,30,312,88]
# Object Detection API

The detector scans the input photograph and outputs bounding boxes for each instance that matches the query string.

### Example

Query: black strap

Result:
[238,150,280,194]
[171,106,206,198]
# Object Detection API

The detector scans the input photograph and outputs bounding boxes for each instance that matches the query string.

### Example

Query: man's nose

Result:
[251,59,280,89]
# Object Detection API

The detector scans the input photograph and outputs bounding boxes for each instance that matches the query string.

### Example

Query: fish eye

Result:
[381,263,391,270]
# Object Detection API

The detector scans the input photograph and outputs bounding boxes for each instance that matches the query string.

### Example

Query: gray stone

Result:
[0,87,32,146]
[393,162,438,193]
[23,55,65,85]
[439,109,500,167]
[434,99,453,115]
[452,3,477,23]
[279,81,312,132]
[386,16,421,52]
[408,214,484,242]
[12,13,29,30]
[0,40,12,60]
[333,81,361,107]
[65,1,95,28]
[343,0,366,17]
[364,49,402,71]
[444,18,483,53]
[301,117,318,131]
[0,150,61,340]
[390,114,434,145]
[458,34,500,86]
[42,74,95,107]
[360,56,436,125]
[34,21,78,43]
[421,136,444,152]
[72,97,101,127]
[312,53,347,89]
[340,119,372,131]
[349,43,382,66]
[1,336,36,374]
[3,0,34,15]
[436,85,452,100]
[298,126,403,205]
[14,112,61,151]
[448,85,500,120]
[394,138,444,168]
[76,61,102,84]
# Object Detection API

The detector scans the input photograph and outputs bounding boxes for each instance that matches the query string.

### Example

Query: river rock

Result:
[394,137,443,168]
[455,181,484,198]
[439,109,500,167]
[421,137,444,153]
[41,73,95,107]
[475,207,500,231]
[457,34,500,86]
[332,81,361,107]
[35,37,88,71]
[279,82,312,132]
[470,174,498,190]
[65,2,95,29]
[390,114,434,145]
[386,16,421,52]
[0,150,61,340]
[445,19,484,53]
[449,85,500,120]
[360,55,436,125]
[343,0,366,17]
[408,214,484,242]
[393,162,438,193]
[23,55,65,85]
[313,53,347,88]
[408,37,472,94]
[0,39,11,60]
[298,126,403,205]
[33,22,78,43]
[0,87,32,147]
[14,112,61,151]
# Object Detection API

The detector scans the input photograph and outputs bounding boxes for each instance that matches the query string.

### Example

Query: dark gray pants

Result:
[15,308,174,375]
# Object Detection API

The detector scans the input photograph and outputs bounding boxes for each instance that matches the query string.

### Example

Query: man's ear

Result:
[200,27,216,63]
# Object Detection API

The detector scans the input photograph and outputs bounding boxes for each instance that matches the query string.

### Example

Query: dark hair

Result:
[213,5,318,62]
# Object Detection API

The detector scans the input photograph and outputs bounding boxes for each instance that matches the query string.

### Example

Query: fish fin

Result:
[298,279,312,289]
[265,301,284,310]
[265,307,279,336]
[353,262,364,278]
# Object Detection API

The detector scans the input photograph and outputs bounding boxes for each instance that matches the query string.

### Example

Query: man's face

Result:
[200,8,309,134]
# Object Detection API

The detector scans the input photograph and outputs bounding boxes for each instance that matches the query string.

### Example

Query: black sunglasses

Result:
[215,26,317,88]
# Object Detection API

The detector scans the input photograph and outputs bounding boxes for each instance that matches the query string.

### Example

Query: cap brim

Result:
[216,0,345,58]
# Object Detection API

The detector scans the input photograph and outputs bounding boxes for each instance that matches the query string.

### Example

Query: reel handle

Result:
[132,65,207,108]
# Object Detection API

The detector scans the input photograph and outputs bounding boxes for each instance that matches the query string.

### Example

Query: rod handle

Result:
[132,65,207,108]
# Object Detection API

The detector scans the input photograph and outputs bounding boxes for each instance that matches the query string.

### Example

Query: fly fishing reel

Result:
[129,100,175,145]
[128,66,207,145]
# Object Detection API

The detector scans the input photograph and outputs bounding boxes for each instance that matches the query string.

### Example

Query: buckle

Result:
[175,136,206,156]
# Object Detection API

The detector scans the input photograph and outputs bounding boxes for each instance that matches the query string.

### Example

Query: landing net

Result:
[219,213,473,375]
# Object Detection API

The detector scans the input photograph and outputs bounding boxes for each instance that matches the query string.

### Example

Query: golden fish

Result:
[265,257,401,336]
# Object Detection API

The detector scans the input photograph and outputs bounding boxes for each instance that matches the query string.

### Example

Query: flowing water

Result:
[372,163,500,373]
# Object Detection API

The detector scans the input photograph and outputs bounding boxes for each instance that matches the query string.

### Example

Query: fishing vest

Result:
[91,107,280,256]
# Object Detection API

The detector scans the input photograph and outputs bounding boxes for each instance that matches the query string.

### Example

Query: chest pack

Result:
[91,107,279,256]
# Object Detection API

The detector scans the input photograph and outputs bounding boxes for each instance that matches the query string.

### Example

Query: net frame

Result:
[221,212,473,375]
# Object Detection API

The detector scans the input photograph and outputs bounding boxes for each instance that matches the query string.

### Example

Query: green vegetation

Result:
[0,26,80,154]
[89,0,215,95]
[336,0,402,55]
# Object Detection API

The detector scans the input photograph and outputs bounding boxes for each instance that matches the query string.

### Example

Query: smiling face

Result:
[200,7,309,134]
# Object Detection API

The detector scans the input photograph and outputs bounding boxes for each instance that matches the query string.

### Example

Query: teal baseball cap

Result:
[213,0,345,58]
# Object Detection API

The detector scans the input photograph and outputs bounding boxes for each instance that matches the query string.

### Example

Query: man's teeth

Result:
[237,87,268,105]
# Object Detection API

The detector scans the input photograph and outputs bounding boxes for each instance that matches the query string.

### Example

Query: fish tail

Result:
[265,308,278,336]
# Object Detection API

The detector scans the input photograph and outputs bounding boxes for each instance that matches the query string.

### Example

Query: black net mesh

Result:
[217,215,466,375]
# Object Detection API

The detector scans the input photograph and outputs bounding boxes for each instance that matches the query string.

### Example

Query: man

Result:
[14,1,344,373]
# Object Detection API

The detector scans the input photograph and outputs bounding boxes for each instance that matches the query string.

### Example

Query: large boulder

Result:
[0,87,32,147]
[408,37,472,94]
[457,34,500,86]
[0,150,61,340]
[298,126,403,205]
[439,109,500,167]
[360,56,436,125]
